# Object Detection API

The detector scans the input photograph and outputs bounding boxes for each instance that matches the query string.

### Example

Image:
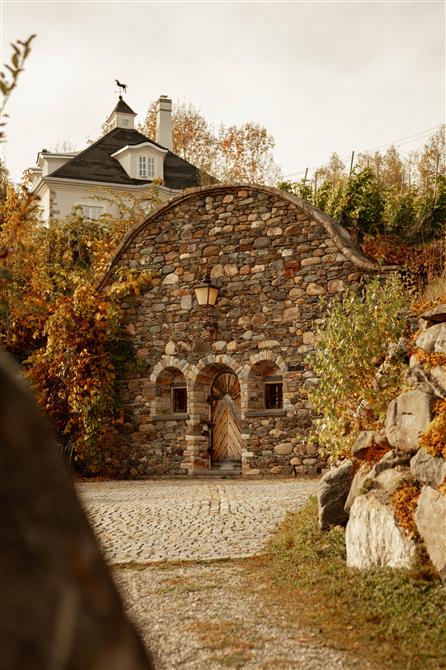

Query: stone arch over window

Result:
[243,353,287,413]
[150,356,189,416]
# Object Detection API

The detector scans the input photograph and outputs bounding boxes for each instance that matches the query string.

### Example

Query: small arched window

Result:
[154,368,188,416]
[247,360,283,412]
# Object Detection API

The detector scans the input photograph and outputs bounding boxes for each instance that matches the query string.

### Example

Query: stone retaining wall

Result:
[101,184,384,477]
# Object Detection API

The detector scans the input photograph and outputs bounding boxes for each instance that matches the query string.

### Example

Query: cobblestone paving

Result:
[77,478,318,564]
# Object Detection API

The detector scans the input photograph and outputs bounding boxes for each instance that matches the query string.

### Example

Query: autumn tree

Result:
[139,99,281,185]
[140,100,215,174]
[317,152,346,184]
[0,168,156,473]
[415,126,446,190]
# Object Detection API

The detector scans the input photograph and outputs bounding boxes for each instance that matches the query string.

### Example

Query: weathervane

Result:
[115,79,127,96]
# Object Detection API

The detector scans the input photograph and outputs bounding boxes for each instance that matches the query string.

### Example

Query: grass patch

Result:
[159,575,223,594]
[189,620,255,668]
[258,496,446,670]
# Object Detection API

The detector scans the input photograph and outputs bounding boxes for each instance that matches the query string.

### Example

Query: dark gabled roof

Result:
[111,96,136,116]
[49,127,201,190]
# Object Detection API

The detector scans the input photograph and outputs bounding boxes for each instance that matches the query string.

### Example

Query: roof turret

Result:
[106,96,136,130]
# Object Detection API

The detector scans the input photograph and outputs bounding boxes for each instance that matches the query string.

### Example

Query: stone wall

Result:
[101,184,383,477]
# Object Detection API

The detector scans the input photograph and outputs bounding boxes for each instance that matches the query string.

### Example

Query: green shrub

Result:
[307,274,414,460]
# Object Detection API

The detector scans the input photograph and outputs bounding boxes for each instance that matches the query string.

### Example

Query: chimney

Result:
[156,95,173,151]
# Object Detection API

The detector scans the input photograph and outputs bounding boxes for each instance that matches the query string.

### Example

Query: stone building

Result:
[100,183,383,478]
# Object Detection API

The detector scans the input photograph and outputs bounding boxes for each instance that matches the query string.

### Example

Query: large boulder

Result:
[318,460,354,530]
[351,430,387,459]
[344,462,373,514]
[346,492,417,569]
[415,323,446,354]
[410,448,446,487]
[374,467,413,493]
[419,303,446,324]
[0,354,154,670]
[373,449,411,475]
[385,390,434,452]
[407,362,446,399]
[415,486,446,581]
[345,462,412,514]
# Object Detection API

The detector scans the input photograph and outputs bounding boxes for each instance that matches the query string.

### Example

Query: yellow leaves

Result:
[109,267,155,299]
[308,275,412,461]
[139,98,280,185]
[1,173,150,474]
[391,483,420,538]
[419,399,446,458]
[414,348,446,369]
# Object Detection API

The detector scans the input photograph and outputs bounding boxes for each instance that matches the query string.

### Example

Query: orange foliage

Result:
[1,178,155,474]
[419,399,446,459]
[359,441,390,465]
[27,282,129,472]
[391,483,421,538]
[360,235,445,288]
[139,99,281,185]
[413,348,446,369]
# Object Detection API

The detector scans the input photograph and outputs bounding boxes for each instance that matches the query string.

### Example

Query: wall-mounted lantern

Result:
[194,274,219,306]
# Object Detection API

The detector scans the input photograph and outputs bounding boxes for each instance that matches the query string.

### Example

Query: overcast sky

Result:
[1,1,444,182]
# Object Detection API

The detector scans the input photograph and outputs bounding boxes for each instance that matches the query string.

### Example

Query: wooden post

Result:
[303,167,308,186]
[434,153,440,196]
[314,171,318,199]
[349,151,355,176]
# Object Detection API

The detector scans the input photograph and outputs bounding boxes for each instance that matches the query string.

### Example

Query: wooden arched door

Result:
[210,372,242,463]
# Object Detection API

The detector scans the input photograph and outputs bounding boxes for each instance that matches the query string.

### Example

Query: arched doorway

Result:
[210,371,242,466]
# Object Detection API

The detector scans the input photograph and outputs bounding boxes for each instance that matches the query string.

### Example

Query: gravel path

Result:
[78,479,359,669]
[116,561,360,670]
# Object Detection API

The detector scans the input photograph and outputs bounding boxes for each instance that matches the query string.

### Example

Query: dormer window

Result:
[112,143,165,181]
[139,155,155,179]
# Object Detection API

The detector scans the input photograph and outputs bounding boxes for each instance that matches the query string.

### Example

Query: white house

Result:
[28,96,202,221]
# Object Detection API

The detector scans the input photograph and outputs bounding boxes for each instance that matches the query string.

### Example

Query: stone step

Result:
[193,465,242,479]
[212,460,241,471]
[193,472,242,479]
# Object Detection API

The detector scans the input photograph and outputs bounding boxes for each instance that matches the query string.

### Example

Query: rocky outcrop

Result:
[415,486,446,580]
[415,323,446,353]
[407,361,446,398]
[321,306,446,579]
[318,460,353,530]
[373,449,411,474]
[410,448,446,487]
[373,467,413,493]
[419,303,446,325]
[351,430,380,459]
[346,492,417,569]
[344,462,373,513]
[385,390,434,453]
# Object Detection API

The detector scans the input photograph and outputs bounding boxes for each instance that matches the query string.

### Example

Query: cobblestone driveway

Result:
[78,478,318,564]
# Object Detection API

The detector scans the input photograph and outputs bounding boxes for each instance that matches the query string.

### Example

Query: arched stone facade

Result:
[101,184,388,477]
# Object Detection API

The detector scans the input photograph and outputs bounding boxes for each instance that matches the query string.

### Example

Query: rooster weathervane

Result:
[115,79,127,95]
